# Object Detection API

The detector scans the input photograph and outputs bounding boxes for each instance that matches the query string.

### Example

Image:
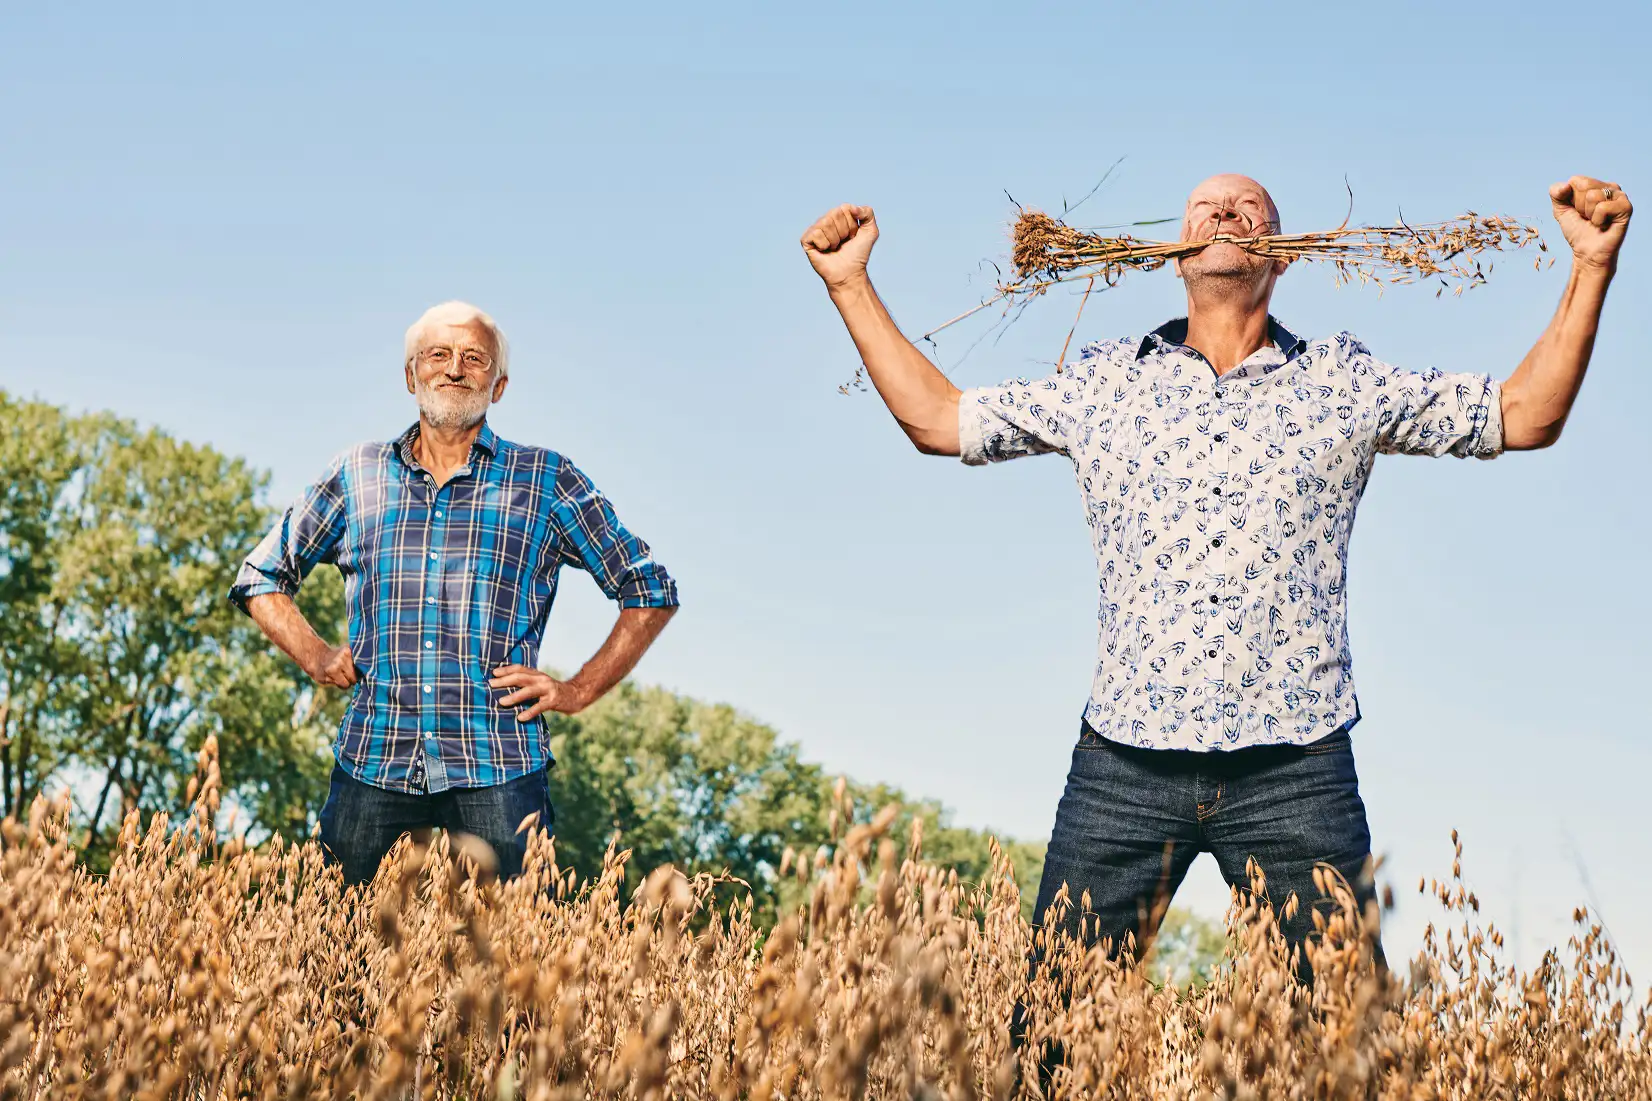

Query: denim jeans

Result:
[317,765,555,885]
[1030,720,1383,973]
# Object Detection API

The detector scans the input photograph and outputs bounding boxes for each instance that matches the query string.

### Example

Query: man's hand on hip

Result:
[308,643,359,689]
[490,665,593,722]
[1551,175,1633,272]
[802,204,878,290]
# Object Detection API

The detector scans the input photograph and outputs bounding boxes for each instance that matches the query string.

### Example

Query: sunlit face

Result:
[1175,174,1286,288]
[404,319,507,429]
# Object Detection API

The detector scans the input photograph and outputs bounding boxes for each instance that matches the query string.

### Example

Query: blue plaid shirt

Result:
[230,422,679,793]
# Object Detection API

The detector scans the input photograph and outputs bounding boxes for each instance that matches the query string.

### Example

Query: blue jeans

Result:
[317,765,555,885]
[1031,720,1383,973]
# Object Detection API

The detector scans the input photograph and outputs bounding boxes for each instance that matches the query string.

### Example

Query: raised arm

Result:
[1500,175,1633,451]
[801,204,962,455]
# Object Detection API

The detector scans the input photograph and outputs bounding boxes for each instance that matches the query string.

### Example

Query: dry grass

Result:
[1006,208,1549,303]
[836,201,1550,392]
[1,737,1648,1099]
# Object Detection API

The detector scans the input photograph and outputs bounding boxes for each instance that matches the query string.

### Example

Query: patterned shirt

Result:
[960,317,1503,751]
[229,422,679,793]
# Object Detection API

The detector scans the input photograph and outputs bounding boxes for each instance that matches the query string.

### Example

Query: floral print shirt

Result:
[960,317,1503,750]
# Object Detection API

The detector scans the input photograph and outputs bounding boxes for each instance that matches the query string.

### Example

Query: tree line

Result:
[0,390,1042,915]
[0,389,1229,978]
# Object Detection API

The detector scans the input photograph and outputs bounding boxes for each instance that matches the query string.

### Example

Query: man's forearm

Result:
[245,592,332,676]
[567,606,677,706]
[828,275,963,455]
[1501,261,1613,451]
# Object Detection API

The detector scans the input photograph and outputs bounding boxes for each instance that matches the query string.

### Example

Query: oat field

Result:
[1,740,1647,1100]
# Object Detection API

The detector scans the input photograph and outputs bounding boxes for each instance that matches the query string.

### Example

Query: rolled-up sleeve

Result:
[228,456,349,613]
[550,459,679,609]
[959,360,1092,466]
[1351,339,1504,459]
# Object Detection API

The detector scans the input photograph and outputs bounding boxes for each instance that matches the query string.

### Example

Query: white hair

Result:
[403,301,511,379]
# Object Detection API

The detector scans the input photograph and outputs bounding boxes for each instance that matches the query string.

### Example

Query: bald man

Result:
[800,173,1632,975]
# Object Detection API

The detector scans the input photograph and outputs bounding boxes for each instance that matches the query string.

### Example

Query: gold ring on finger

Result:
[1602,188,1615,200]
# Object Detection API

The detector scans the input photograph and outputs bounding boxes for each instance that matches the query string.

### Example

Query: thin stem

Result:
[1055,277,1096,372]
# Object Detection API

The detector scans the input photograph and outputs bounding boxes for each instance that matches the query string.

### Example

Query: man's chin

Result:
[1185,241,1254,273]
[418,400,488,431]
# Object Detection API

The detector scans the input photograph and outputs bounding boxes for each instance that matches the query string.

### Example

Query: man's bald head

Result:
[1171,172,1290,308]
[1182,174,1280,241]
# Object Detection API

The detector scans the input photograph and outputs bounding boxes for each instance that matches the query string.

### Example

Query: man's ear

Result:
[405,361,416,395]
[491,373,510,404]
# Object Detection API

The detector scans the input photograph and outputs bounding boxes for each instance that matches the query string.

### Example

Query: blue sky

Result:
[4,1,1648,978]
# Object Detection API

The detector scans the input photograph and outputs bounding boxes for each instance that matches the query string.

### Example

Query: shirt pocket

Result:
[459,556,536,675]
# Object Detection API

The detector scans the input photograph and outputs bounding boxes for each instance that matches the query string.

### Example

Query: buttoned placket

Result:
[413,461,469,796]
[1167,340,1280,740]
[1205,361,1230,730]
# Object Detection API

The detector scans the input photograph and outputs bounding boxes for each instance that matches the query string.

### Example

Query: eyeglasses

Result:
[416,346,494,371]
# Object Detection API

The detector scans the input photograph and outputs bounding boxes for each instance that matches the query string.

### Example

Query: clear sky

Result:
[4,1,1648,979]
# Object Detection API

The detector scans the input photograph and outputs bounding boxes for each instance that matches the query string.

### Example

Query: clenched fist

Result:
[801,204,878,289]
[1551,175,1632,272]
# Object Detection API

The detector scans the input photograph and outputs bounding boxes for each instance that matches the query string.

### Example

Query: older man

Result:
[230,302,679,884]
[801,174,1631,969]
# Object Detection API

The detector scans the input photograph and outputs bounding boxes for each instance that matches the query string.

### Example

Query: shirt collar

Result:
[1135,316,1306,374]
[395,420,500,472]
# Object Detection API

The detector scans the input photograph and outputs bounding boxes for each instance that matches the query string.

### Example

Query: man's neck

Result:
[1182,297,1274,376]
[414,417,485,486]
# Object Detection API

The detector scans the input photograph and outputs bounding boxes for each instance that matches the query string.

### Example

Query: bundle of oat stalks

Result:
[837,203,1553,391]
[1007,207,1548,302]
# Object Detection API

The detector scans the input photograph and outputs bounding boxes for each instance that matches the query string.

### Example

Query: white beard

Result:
[415,378,490,430]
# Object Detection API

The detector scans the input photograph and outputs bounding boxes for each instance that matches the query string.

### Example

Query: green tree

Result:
[0,392,344,856]
[3,390,1051,921]
[1147,906,1231,990]
[0,394,95,818]
[544,679,1046,922]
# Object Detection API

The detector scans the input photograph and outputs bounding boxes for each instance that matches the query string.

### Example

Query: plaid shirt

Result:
[230,422,678,793]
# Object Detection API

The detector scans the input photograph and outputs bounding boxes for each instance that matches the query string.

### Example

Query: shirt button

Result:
[434,510,443,518]
[426,597,435,605]
[1210,594,1220,604]
[1211,536,1224,547]
[1208,649,1219,659]
[429,552,438,561]
[424,641,434,649]
[423,684,432,694]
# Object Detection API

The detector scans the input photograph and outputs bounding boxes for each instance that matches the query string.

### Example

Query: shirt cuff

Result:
[1474,378,1505,459]
[617,573,680,610]
[957,387,989,466]
[227,578,290,614]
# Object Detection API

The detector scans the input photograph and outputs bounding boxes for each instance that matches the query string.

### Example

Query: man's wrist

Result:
[1572,254,1618,282]
[295,637,333,678]
[826,272,874,300]
[564,672,601,711]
